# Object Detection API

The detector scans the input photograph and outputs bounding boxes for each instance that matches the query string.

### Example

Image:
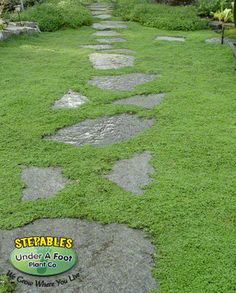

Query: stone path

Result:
[156,36,185,42]
[53,90,88,108]
[89,53,134,69]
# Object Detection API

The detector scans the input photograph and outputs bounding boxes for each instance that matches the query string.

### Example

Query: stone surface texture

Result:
[156,36,185,42]
[0,218,157,293]
[114,93,166,109]
[96,38,126,44]
[0,22,40,41]
[81,44,113,50]
[89,73,157,91]
[53,90,88,108]
[45,114,155,147]
[93,31,121,37]
[205,37,236,44]
[21,166,68,200]
[96,14,112,20]
[89,53,134,70]
[106,152,154,195]
[92,21,128,30]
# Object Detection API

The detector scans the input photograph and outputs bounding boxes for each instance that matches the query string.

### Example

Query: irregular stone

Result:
[205,37,236,44]
[45,114,155,147]
[92,21,128,30]
[0,22,40,41]
[114,93,166,109]
[89,53,134,70]
[89,73,157,91]
[0,219,157,293]
[80,44,113,50]
[91,10,112,16]
[21,166,68,200]
[93,31,121,37]
[53,90,88,108]
[96,38,126,43]
[155,36,185,42]
[101,49,135,54]
[95,14,112,20]
[106,152,154,195]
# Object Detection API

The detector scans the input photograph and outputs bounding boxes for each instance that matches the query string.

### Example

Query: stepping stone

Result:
[91,10,112,16]
[106,151,154,195]
[0,218,157,292]
[89,53,134,70]
[96,38,126,44]
[53,90,88,108]
[205,37,236,44]
[156,36,185,42]
[114,93,166,109]
[89,73,157,91]
[92,21,128,30]
[21,166,68,200]
[45,114,155,147]
[95,14,112,20]
[93,31,121,37]
[101,48,135,54]
[80,44,113,50]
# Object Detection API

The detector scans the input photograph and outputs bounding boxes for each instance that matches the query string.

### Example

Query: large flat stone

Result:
[96,38,126,43]
[106,152,154,195]
[91,10,112,16]
[205,37,236,44]
[93,31,121,37]
[21,166,68,200]
[92,21,128,30]
[88,73,157,91]
[155,36,185,42]
[114,93,166,109]
[0,219,157,292]
[45,114,155,147]
[53,90,88,108]
[89,53,134,70]
[80,44,113,50]
[96,14,112,20]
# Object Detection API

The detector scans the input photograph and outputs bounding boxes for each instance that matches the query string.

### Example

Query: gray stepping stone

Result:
[0,218,157,293]
[92,21,128,30]
[93,31,121,37]
[96,38,126,44]
[114,93,166,109]
[53,90,88,108]
[156,36,185,42]
[45,114,155,147]
[96,14,112,20]
[80,44,113,50]
[91,10,112,16]
[106,151,154,195]
[89,53,134,70]
[21,166,68,200]
[205,37,236,44]
[101,48,135,54]
[89,73,157,91]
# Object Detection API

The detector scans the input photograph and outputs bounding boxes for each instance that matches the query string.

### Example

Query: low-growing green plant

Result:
[0,275,16,293]
[212,7,233,22]
[114,0,208,31]
[9,0,92,32]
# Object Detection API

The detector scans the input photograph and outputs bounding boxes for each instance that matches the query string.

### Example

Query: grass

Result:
[0,12,236,293]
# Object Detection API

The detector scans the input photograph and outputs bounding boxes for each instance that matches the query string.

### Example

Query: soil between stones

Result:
[21,166,68,200]
[0,219,157,293]
[106,151,154,195]
[45,114,155,147]
[88,73,157,91]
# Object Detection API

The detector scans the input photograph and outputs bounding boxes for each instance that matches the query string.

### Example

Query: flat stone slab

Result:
[155,36,185,42]
[0,219,157,292]
[106,152,154,195]
[96,38,126,44]
[205,37,236,44]
[45,114,155,147]
[93,31,121,37]
[21,166,68,200]
[91,10,112,16]
[80,44,113,50]
[53,90,88,108]
[114,93,166,109]
[101,48,135,54]
[92,21,128,30]
[88,73,157,91]
[89,53,134,70]
[96,14,112,20]
[0,22,40,41]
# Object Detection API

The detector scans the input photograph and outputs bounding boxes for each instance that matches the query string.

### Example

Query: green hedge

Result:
[9,0,92,32]
[114,0,208,31]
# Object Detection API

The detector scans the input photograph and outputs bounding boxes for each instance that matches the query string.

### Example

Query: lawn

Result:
[0,15,236,293]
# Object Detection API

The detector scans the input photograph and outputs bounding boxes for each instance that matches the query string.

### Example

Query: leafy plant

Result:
[212,7,233,22]
[196,0,232,17]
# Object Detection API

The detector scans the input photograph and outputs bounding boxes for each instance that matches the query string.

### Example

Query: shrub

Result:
[196,0,232,17]
[9,0,92,32]
[114,0,208,31]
